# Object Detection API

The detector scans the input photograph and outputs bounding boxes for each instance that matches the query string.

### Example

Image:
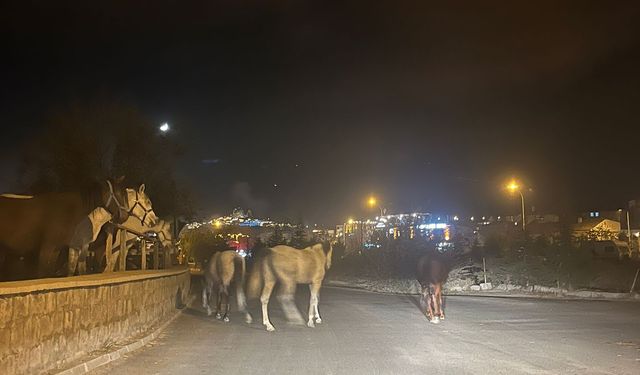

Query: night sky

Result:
[2,1,640,224]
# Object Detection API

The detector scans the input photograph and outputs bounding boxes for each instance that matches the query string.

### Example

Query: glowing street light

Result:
[366,195,384,216]
[159,123,170,133]
[505,179,526,232]
[367,196,377,207]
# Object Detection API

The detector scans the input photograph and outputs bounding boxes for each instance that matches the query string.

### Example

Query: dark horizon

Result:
[2,1,640,224]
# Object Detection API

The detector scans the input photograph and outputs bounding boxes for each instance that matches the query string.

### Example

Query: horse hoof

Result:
[245,315,253,324]
[430,317,440,324]
[266,325,276,332]
[307,321,315,328]
[223,316,230,323]
[215,313,222,320]
[206,309,213,316]
[315,318,322,324]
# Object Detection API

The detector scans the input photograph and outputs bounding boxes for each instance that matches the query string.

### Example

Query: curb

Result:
[325,280,640,302]
[54,295,196,375]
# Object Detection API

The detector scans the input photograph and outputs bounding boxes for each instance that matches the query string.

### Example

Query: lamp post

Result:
[506,180,526,232]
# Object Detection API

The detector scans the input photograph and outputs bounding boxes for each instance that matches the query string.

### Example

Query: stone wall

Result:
[0,268,190,375]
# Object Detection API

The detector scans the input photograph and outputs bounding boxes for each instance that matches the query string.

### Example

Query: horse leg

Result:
[235,273,252,324]
[68,247,79,276]
[220,283,230,323]
[201,284,208,311]
[77,245,89,275]
[419,285,430,318]
[429,285,440,324]
[215,283,224,320]
[307,282,321,327]
[278,281,304,325]
[260,277,276,331]
[436,284,445,320]
[202,281,213,316]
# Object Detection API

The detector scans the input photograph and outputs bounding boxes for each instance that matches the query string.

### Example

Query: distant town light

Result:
[159,123,170,132]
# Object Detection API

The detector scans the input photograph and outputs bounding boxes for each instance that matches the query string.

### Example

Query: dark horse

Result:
[416,252,451,324]
[0,177,129,281]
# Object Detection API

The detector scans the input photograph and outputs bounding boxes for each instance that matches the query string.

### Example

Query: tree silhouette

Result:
[289,224,309,248]
[267,227,286,247]
[17,99,192,218]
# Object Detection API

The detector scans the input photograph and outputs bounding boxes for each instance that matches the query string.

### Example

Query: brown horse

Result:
[416,253,451,324]
[0,178,129,280]
[247,243,333,332]
[202,250,252,323]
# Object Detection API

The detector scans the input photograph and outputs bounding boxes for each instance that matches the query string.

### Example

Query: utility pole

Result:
[627,210,632,256]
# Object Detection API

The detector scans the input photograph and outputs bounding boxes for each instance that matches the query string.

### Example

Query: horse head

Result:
[103,176,130,223]
[127,184,158,226]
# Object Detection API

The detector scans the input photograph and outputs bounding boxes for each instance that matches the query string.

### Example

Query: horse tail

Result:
[233,254,251,320]
[246,253,266,300]
[325,242,333,270]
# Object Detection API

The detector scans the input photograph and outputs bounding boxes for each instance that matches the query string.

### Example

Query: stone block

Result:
[44,293,57,314]
[0,353,14,375]
[52,311,64,336]
[0,325,11,355]
[12,296,27,320]
[10,319,24,350]
[31,293,45,314]
[0,297,10,326]
[39,315,53,339]
[28,344,43,372]
[63,310,73,331]
[23,317,37,347]
[56,290,70,308]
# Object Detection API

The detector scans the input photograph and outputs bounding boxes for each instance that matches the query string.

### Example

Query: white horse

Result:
[104,218,174,271]
[126,184,158,227]
[68,184,157,275]
[247,243,333,331]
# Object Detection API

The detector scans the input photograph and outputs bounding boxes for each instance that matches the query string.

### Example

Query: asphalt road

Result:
[92,286,640,375]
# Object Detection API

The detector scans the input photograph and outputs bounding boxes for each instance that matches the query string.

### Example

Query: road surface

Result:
[93,286,640,374]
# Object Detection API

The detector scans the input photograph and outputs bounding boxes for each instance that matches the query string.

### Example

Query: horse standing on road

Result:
[0,177,129,280]
[202,250,252,324]
[416,253,451,324]
[247,242,333,332]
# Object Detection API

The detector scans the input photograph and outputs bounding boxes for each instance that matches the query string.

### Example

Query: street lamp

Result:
[159,123,170,133]
[367,195,384,216]
[506,179,526,232]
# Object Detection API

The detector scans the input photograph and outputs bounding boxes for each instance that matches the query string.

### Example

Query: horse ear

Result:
[139,184,146,194]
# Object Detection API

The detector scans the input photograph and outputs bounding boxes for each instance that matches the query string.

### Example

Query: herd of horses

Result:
[201,241,450,331]
[0,177,451,328]
[0,177,169,281]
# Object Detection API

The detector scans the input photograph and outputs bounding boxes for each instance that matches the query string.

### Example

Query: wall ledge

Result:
[0,267,189,296]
